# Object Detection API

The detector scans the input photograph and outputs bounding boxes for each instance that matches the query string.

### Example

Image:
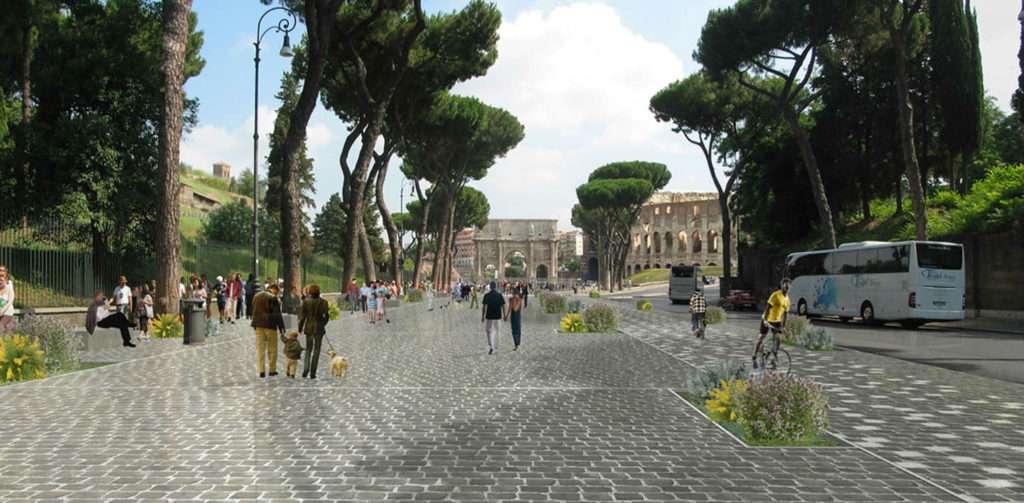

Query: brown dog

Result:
[327,350,348,377]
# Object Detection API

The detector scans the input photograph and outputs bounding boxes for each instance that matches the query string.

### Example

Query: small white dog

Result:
[327,350,348,378]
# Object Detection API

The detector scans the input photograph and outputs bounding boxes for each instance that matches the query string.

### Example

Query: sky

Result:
[182,0,1023,231]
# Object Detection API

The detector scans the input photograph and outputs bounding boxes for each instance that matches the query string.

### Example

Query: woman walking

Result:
[298,284,330,379]
[505,292,524,351]
[136,285,154,340]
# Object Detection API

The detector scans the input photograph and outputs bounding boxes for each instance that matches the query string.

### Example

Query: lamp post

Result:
[251,6,296,280]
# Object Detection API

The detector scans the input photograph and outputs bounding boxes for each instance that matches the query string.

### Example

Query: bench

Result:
[73,327,134,352]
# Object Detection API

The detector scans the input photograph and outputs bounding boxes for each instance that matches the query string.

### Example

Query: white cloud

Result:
[452,2,709,229]
[181,105,275,175]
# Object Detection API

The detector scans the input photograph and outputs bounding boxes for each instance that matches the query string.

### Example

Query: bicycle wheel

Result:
[774,348,792,377]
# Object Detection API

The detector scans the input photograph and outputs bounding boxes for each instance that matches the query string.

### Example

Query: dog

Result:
[327,350,348,377]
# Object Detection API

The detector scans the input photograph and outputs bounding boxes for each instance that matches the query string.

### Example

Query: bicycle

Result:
[754,322,791,378]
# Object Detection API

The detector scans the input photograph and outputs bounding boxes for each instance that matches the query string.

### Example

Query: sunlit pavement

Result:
[0,300,1019,502]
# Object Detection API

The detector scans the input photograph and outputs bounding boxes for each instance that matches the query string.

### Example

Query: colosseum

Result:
[624,192,738,276]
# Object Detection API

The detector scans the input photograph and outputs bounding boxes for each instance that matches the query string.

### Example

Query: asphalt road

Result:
[607,283,1024,385]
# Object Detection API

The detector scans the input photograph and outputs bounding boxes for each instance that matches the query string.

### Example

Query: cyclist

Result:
[753,278,791,369]
[689,287,707,339]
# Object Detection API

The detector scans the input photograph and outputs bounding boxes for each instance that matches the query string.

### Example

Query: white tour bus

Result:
[785,241,965,329]
[669,264,701,305]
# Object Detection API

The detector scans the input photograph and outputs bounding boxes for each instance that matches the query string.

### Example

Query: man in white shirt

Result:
[0,265,15,332]
[113,276,132,317]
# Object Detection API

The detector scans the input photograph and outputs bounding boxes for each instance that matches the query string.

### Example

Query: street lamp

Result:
[251,6,297,280]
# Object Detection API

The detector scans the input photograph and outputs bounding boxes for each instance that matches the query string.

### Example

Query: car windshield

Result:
[916,243,962,270]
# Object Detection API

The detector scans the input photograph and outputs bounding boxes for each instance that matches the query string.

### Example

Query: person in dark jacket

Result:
[283,331,303,378]
[251,283,285,378]
[298,284,330,379]
[244,273,260,320]
[85,290,136,347]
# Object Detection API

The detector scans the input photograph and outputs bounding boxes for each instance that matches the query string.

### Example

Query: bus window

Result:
[833,251,861,275]
[877,246,909,273]
[858,249,881,273]
[917,243,962,270]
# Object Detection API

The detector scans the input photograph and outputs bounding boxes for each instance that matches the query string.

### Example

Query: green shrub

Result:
[18,315,80,374]
[589,290,601,298]
[705,306,727,325]
[782,316,809,345]
[737,375,828,442]
[560,313,587,333]
[636,300,653,311]
[683,359,749,401]
[798,326,834,351]
[582,303,618,332]
[150,314,184,339]
[951,164,1024,233]
[542,293,567,314]
[405,289,425,303]
[327,302,341,321]
[567,299,582,314]
[706,379,749,423]
[0,334,47,383]
[931,189,961,210]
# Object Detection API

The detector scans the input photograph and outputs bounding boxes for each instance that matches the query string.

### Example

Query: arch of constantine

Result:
[624,192,738,276]
[474,219,559,282]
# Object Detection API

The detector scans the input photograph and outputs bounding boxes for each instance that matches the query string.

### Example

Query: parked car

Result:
[719,290,758,311]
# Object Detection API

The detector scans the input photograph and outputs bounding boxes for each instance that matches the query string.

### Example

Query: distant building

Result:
[624,192,738,276]
[453,228,476,281]
[212,162,231,181]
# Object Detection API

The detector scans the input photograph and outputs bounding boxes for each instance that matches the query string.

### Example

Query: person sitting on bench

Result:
[85,290,136,348]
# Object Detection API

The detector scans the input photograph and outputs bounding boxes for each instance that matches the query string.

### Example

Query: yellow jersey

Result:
[765,290,790,323]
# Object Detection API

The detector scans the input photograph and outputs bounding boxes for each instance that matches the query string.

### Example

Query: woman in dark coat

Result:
[298,284,331,379]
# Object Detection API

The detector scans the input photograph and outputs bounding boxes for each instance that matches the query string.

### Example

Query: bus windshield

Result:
[916,243,962,270]
[671,265,694,278]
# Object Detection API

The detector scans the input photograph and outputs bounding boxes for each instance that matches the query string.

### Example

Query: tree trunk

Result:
[431,191,454,288]
[412,193,432,288]
[782,107,838,248]
[893,44,929,240]
[358,218,376,282]
[719,194,733,294]
[280,0,341,311]
[17,23,33,229]
[154,0,191,315]
[341,109,385,287]
[374,154,402,283]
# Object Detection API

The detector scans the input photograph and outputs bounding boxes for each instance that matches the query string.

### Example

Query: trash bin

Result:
[181,299,206,345]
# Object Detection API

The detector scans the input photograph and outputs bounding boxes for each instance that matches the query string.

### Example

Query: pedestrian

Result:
[251,282,285,378]
[216,276,228,323]
[376,282,389,322]
[689,287,707,339]
[504,291,524,351]
[347,280,359,314]
[298,284,330,379]
[366,290,378,324]
[426,284,434,311]
[359,282,371,313]
[85,290,136,347]
[480,281,507,355]
[0,266,15,332]
[244,273,259,320]
[113,276,132,317]
[469,284,479,309]
[136,285,153,340]
[282,331,303,378]
[522,283,529,309]
[228,273,241,323]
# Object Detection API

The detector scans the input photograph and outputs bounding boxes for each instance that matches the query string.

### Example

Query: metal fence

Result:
[1,218,344,309]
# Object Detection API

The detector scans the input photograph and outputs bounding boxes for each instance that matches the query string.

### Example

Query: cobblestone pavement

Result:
[0,300,1003,502]
[615,306,1024,503]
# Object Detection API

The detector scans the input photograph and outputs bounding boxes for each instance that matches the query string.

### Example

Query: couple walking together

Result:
[481,281,524,354]
[251,283,331,379]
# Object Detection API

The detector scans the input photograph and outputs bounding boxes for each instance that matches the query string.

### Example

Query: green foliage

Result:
[950,164,1024,234]
[683,359,750,401]
[312,193,349,260]
[706,379,749,423]
[559,313,586,333]
[798,326,834,351]
[541,293,567,314]
[782,316,809,345]
[202,201,252,245]
[0,334,46,383]
[327,302,341,321]
[635,300,653,311]
[567,299,582,314]
[588,290,601,299]
[582,303,618,333]
[737,375,829,442]
[264,63,317,219]
[17,315,79,374]
[705,306,727,325]
[564,258,581,273]
[405,289,425,303]
[150,314,183,339]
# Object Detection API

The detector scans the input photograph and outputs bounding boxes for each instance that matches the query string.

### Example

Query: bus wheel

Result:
[860,302,877,324]
[798,299,808,317]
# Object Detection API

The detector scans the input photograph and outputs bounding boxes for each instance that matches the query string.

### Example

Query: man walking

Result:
[481,281,507,355]
[251,283,285,378]
[689,287,707,339]
[113,276,132,318]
